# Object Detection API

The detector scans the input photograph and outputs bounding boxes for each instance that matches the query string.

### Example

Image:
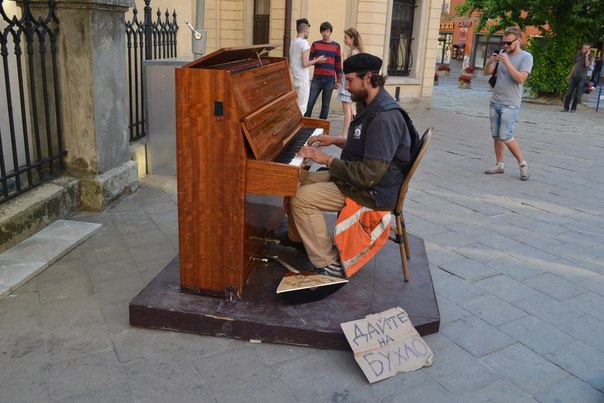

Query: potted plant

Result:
[437,64,451,76]
[463,66,475,77]
[458,74,472,89]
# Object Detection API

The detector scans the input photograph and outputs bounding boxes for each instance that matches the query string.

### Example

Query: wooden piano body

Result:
[175,45,329,298]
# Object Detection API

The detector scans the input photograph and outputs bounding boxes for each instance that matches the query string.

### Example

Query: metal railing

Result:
[0,0,64,205]
[125,1,178,142]
[387,0,416,77]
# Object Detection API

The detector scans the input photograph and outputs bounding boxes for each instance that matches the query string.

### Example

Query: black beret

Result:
[344,53,382,74]
[296,18,310,27]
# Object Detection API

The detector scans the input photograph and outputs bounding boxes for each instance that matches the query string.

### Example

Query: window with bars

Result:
[388,0,416,77]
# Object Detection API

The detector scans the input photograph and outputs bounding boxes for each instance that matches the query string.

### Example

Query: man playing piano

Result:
[274,53,415,278]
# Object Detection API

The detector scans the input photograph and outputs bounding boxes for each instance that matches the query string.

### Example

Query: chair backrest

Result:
[393,127,433,214]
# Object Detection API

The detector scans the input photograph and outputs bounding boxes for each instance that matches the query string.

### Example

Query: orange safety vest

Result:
[334,197,392,278]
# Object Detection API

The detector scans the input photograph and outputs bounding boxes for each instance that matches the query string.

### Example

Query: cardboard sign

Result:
[341,307,434,383]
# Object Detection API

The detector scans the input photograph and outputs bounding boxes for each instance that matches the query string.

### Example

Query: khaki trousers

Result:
[287,171,346,267]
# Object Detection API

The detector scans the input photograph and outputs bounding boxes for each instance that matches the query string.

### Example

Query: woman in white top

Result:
[337,28,363,136]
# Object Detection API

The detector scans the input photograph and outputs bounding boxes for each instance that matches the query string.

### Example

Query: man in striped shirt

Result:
[304,21,342,119]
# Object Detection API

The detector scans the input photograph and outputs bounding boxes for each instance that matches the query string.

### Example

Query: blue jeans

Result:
[489,102,519,141]
[304,75,335,119]
[563,76,586,110]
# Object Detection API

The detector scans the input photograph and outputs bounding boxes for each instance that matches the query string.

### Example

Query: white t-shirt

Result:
[289,37,310,82]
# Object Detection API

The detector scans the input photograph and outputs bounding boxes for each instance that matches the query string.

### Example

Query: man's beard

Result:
[350,88,367,103]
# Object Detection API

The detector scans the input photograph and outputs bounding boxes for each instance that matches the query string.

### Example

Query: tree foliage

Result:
[457,0,604,95]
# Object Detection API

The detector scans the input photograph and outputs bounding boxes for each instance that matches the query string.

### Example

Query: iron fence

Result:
[0,0,64,205]
[125,1,178,142]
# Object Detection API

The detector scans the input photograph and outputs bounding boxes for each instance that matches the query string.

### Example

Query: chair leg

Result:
[395,216,410,282]
[401,213,411,259]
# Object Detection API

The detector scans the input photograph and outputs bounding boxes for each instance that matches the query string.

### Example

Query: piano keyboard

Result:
[274,127,324,166]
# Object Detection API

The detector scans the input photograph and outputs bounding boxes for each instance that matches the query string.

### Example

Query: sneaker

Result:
[560,108,569,112]
[570,109,576,113]
[519,163,530,181]
[485,165,504,174]
[268,229,306,253]
[314,261,346,278]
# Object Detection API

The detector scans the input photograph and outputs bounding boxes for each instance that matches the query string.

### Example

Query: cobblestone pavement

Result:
[1,70,604,402]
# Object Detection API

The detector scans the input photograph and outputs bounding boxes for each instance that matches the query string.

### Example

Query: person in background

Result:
[304,21,342,119]
[289,18,327,114]
[337,28,363,137]
[562,43,594,112]
[483,26,533,181]
[592,57,602,87]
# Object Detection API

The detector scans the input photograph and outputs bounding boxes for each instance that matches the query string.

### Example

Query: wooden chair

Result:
[390,127,433,282]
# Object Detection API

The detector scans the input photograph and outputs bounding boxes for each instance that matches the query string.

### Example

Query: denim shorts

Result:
[489,102,519,141]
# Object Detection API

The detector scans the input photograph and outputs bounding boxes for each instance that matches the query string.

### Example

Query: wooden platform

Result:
[129,233,440,350]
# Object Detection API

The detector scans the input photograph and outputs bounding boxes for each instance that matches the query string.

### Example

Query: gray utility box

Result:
[143,57,193,175]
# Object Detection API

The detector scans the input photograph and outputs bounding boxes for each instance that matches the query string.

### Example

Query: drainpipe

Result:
[185,0,207,58]
[284,0,292,58]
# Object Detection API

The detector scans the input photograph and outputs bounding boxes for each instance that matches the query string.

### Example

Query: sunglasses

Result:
[501,39,518,46]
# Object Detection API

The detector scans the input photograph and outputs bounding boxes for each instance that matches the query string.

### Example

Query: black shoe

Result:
[268,229,306,253]
[314,261,346,278]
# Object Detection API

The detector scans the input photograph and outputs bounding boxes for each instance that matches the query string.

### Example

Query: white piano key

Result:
[289,128,324,167]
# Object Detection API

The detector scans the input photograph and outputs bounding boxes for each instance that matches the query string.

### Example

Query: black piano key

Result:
[274,127,318,164]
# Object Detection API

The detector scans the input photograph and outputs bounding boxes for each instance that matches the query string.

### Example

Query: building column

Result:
[29,0,137,210]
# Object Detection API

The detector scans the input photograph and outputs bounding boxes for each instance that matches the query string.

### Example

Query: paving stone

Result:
[423,242,467,267]
[523,272,588,301]
[533,375,604,403]
[557,315,604,354]
[80,243,132,265]
[484,257,544,282]
[214,378,295,403]
[252,340,312,366]
[434,294,472,325]
[480,343,567,393]
[474,274,539,303]
[38,274,93,303]
[545,341,604,390]
[565,291,604,323]
[458,294,527,326]
[578,275,604,298]
[87,257,141,284]
[423,345,499,396]
[460,379,538,403]
[92,273,147,304]
[123,356,203,401]
[381,379,458,403]
[0,369,52,403]
[512,293,579,328]
[422,331,455,353]
[440,316,515,358]
[147,330,240,361]
[272,350,370,402]
[499,315,575,355]
[49,351,127,400]
[431,272,487,303]
[57,382,133,403]
[193,345,277,397]
[366,363,430,399]
[438,258,498,281]
[128,241,177,264]
[452,242,508,263]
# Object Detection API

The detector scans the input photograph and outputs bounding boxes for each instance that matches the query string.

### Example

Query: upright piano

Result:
[175,45,330,298]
